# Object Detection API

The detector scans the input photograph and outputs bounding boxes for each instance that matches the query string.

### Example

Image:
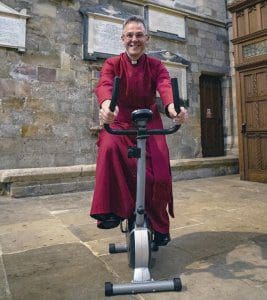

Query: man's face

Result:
[121,22,149,60]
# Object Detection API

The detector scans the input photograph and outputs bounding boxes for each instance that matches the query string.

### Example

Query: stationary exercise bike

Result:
[103,76,182,296]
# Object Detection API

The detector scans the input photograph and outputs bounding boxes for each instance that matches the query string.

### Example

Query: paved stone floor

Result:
[0,175,266,300]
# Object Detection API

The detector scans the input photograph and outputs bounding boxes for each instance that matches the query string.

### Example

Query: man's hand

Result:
[99,100,119,124]
[167,103,188,124]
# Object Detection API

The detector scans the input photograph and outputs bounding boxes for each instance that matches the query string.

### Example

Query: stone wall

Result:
[0,0,96,169]
[0,0,237,170]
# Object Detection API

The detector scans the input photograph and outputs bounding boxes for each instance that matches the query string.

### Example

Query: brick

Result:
[38,67,56,82]
[0,155,18,169]
[32,3,57,18]
[15,81,32,98]
[22,52,60,68]
[75,72,90,87]
[24,98,44,111]
[20,125,39,137]
[56,69,75,82]
[11,65,37,81]
[60,51,71,69]
[1,97,25,111]
[188,27,199,36]
[0,79,16,97]
[33,112,54,125]
[0,138,22,154]
[0,63,9,77]
[0,48,6,58]
[0,112,11,123]
[21,139,43,154]
[0,125,21,138]
[37,125,54,138]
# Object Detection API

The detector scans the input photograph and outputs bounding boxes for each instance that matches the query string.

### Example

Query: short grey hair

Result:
[123,16,147,32]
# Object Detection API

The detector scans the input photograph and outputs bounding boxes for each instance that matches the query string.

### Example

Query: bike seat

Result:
[131,109,153,124]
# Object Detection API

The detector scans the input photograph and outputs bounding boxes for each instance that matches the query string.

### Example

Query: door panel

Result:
[200,75,224,157]
[241,67,267,182]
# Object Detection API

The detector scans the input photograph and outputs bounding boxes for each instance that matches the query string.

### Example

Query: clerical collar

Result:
[125,51,143,65]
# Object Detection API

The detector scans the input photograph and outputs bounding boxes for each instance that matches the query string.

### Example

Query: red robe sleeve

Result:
[95,58,116,106]
[155,62,174,108]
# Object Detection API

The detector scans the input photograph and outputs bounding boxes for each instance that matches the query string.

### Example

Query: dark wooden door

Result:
[240,67,267,182]
[200,75,224,157]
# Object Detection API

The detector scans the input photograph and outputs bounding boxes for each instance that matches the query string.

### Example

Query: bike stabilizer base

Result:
[105,278,182,296]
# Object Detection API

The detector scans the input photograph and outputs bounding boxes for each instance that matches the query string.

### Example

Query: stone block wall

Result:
[0,0,236,170]
[0,0,98,169]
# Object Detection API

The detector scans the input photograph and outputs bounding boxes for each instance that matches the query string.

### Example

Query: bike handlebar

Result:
[104,76,181,136]
[109,76,120,113]
[171,78,181,115]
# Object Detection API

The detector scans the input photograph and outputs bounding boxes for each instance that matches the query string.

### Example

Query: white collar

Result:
[125,51,141,65]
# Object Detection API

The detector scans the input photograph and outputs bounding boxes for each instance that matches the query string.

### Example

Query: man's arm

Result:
[156,62,188,124]
[95,59,119,124]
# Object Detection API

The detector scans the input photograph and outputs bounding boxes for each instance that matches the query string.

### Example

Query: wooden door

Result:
[200,75,224,157]
[240,67,267,182]
[228,0,267,183]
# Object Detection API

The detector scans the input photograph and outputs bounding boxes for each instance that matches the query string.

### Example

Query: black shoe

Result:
[97,214,121,229]
[153,231,171,246]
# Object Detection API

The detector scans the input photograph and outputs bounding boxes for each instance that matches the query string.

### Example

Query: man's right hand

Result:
[99,100,119,124]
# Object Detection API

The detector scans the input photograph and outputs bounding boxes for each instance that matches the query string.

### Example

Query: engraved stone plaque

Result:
[0,2,28,52]
[146,6,185,40]
[80,4,132,60]
[149,50,189,100]
[88,14,124,56]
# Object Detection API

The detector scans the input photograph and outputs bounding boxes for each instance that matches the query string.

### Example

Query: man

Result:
[90,16,188,246]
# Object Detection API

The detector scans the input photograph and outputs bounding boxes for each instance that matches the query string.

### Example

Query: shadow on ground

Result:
[150,231,267,283]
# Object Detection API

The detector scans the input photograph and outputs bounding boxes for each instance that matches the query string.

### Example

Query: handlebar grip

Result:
[109,76,120,112]
[171,78,181,114]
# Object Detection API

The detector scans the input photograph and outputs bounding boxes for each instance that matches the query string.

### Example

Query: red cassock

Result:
[90,52,175,234]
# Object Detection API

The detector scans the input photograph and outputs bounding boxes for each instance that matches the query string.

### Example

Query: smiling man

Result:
[121,18,149,62]
[90,16,188,246]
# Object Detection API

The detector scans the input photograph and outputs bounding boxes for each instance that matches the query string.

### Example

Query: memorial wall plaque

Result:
[80,5,129,60]
[88,14,124,56]
[0,2,28,52]
[149,50,189,104]
[145,6,186,41]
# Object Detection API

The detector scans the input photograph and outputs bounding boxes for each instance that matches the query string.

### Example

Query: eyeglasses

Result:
[122,32,147,40]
